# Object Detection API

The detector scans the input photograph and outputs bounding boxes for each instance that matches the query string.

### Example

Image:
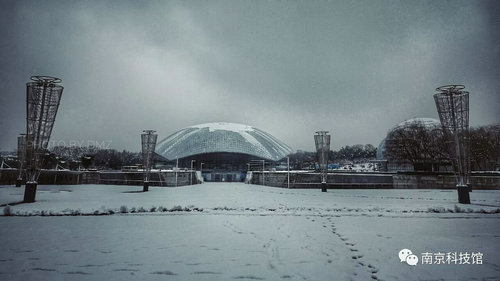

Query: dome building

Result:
[377,118,445,172]
[156,122,293,182]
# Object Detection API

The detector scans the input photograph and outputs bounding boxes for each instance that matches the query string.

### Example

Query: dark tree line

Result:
[332,144,377,161]
[470,124,500,171]
[48,146,141,170]
[385,123,499,171]
[287,144,377,170]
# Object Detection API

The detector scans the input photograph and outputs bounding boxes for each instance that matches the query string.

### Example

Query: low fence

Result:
[393,172,500,189]
[0,169,200,187]
[249,171,500,190]
[249,171,393,189]
[0,169,81,185]
[99,171,198,186]
[2,168,498,189]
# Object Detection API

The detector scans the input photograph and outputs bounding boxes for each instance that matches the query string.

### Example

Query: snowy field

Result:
[1,183,499,281]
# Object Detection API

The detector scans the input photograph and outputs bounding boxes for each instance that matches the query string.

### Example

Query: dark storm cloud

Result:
[0,0,498,152]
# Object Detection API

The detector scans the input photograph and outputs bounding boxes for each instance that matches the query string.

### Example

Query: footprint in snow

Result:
[150,270,177,275]
[192,271,221,275]
[65,271,92,275]
[32,268,56,272]
[113,269,139,272]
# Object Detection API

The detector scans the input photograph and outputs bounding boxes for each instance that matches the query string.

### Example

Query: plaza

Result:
[1,183,500,280]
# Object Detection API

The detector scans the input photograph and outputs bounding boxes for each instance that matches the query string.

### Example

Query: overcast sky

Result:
[0,0,498,152]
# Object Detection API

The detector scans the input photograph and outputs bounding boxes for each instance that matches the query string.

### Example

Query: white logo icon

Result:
[406,254,419,266]
[399,249,413,262]
[399,249,418,266]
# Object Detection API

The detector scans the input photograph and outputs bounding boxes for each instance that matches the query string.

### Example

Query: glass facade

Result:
[156,122,293,162]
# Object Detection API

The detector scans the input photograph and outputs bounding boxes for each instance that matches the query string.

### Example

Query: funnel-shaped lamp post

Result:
[24,76,63,202]
[314,131,330,192]
[141,130,157,192]
[16,134,26,187]
[434,85,471,204]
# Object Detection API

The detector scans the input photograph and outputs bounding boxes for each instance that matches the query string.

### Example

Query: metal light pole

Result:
[24,76,63,202]
[76,160,81,184]
[314,131,331,192]
[434,85,471,204]
[16,134,26,187]
[190,160,195,185]
[175,158,179,187]
[54,157,59,185]
[262,160,265,186]
[200,162,204,183]
[287,156,290,189]
[141,130,157,192]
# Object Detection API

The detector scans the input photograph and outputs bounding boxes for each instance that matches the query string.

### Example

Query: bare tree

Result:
[385,122,448,171]
[470,124,500,171]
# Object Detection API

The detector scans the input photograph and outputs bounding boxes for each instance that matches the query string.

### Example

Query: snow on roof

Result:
[156,122,293,161]
[394,118,441,130]
[190,122,254,132]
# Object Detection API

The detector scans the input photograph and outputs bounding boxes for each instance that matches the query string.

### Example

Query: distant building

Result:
[156,122,293,182]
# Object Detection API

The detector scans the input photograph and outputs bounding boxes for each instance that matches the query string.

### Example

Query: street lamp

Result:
[314,131,331,192]
[190,160,195,185]
[200,162,204,183]
[262,160,265,186]
[75,160,81,184]
[54,157,59,185]
[434,85,471,204]
[16,134,26,187]
[24,76,63,203]
[287,156,290,189]
[175,158,179,187]
[141,130,158,192]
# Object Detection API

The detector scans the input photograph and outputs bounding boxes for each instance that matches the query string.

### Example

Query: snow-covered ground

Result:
[1,183,499,280]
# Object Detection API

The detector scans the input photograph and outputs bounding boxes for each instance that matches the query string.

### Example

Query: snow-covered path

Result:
[0,215,372,281]
[1,183,500,280]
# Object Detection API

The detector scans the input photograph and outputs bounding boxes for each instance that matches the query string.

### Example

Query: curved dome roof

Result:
[391,118,441,132]
[376,138,386,160]
[156,122,293,161]
[377,118,441,160]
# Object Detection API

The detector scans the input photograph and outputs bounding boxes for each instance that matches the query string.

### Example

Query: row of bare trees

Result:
[287,144,377,170]
[470,124,500,171]
[385,123,499,171]
[49,146,141,170]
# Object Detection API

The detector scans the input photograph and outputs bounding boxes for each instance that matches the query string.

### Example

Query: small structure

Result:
[434,85,471,204]
[16,134,26,187]
[314,131,331,192]
[141,130,158,192]
[24,76,64,202]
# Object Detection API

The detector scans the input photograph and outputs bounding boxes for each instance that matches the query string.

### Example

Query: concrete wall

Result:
[3,168,498,189]
[250,172,393,189]
[249,171,500,190]
[0,169,81,185]
[393,172,500,189]
[99,171,197,187]
[0,169,198,187]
